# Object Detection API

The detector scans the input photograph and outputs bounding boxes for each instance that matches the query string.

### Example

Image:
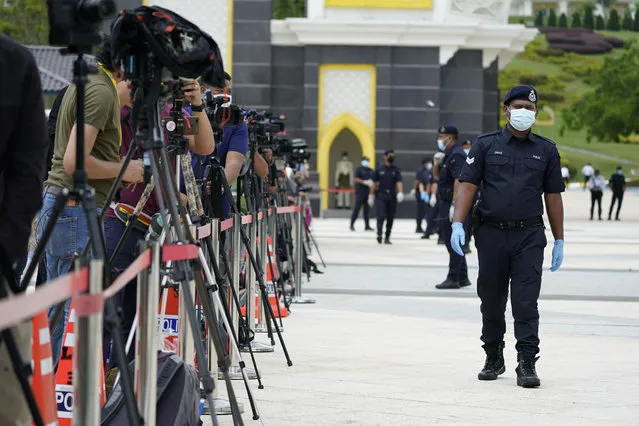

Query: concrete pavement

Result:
[207,190,639,425]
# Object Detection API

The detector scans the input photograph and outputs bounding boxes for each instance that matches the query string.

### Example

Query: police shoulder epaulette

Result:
[534,133,557,145]
[476,130,501,140]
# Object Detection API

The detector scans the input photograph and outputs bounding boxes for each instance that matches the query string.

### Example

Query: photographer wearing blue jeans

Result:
[38,40,144,370]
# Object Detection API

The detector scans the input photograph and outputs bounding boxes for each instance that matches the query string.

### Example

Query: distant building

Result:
[27,45,95,108]
[510,0,637,16]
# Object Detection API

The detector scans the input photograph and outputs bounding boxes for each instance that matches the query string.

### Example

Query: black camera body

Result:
[204,94,243,130]
[47,0,116,49]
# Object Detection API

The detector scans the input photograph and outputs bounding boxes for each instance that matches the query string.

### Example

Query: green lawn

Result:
[502,30,639,181]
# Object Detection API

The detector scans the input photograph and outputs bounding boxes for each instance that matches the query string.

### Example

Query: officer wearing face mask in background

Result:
[369,150,403,244]
[413,157,432,233]
[452,85,565,389]
[350,156,375,231]
[432,125,471,290]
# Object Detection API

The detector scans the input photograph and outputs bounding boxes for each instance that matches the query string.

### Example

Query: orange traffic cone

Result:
[55,300,106,425]
[31,311,57,426]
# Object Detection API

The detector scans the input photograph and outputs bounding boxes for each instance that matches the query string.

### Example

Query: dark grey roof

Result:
[27,45,95,93]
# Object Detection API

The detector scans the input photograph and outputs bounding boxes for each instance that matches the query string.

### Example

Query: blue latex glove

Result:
[450,222,465,257]
[420,192,430,203]
[550,240,564,272]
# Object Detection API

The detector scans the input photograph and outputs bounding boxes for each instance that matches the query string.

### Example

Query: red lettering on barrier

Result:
[162,244,199,262]
[220,218,234,232]
[241,215,252,225]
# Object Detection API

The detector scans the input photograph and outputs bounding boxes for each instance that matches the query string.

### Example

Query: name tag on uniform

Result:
[532,155,541,160]
[494,151,503,155]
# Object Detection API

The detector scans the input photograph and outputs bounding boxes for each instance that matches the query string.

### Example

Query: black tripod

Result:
[23,52,142,426]
[203,156,293,367]
[128,52,247,425]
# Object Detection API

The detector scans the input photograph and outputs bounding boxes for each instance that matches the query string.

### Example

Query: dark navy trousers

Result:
[376,196,397,237]
[351,193,371,228]
[475,224,546,356]
[439,200,467,281]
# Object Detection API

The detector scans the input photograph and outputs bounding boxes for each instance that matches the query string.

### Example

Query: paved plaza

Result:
[210,190,639,425]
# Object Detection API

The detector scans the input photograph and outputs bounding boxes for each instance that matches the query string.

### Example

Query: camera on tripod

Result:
[47,0,117,49]
[162,79,200,137]
[204,92,243,130]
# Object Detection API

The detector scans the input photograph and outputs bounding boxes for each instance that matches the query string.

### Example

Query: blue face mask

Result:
[464,149,470,156]
[426,163,433,170]
[617,169,622,175]
[437,139,446,151]
[361,160,369,168]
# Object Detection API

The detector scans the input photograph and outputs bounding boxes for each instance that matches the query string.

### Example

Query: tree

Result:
[272,0,306,19]
[622,9,633,31]
[571,12,583,28]
[596,14,606,30]
[535,10,545,26]
[634,9,639,31]
[558,13,568,27]
[548,9,558,27]
[0,0,48,45]
[607,9,621,30]
[584,5,595,29]
[562,42,639,143]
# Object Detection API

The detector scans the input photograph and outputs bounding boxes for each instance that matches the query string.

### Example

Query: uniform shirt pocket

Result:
[524,154,545,171]
[485,153,510,179]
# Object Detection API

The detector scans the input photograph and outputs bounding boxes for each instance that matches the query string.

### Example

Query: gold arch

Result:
[317,113,376,210]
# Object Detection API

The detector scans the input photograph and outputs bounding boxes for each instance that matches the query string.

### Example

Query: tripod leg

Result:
[150,150,241,426]
[203,236,263,390]
[195,249,261,419]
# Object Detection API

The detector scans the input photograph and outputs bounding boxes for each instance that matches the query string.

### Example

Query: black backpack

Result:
[46,86,68,175]
[101,351,201,426]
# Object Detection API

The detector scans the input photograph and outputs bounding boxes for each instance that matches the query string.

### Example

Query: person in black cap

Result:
[451,85,565,388]
[368,149,403,244]
[433,125,470,290]
[413,157,433,233]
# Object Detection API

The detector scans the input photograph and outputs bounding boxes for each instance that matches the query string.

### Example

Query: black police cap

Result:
[423,156,432,164]
[384,149,395,155]
[438,125,458,136]
[503,85,538,106]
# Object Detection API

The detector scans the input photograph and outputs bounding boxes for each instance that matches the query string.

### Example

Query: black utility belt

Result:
[482,216,544,230]
[377,189,395,194]
[438,191,453,203]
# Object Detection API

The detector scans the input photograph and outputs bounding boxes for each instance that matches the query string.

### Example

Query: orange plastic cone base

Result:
[31,311,57,426]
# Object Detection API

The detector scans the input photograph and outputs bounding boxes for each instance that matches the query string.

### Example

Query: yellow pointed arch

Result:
[318,113,376,210]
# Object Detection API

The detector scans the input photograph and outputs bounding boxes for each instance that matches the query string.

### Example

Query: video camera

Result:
[48,0,117,49]
[245,110,286,145]
[204,92,243,130]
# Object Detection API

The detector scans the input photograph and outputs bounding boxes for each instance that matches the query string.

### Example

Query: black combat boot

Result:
[435,278,460,289]
[459,278,472,287]
[516,354,541,388]
[478,342,505,381]
[377,235,382,244]
[384,236,392,245]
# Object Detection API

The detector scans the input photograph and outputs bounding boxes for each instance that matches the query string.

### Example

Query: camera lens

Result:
[77,0,117,24]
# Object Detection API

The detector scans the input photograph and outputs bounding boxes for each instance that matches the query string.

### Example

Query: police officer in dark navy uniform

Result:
[451,85,565,389]
[433,125,471,289]
[350,156,375,231]
[417,157,435,235]
[369,149,404,244]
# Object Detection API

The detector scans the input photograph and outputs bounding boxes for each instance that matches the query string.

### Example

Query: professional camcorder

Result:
[48,0,117,48]
[204,92,243,129]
